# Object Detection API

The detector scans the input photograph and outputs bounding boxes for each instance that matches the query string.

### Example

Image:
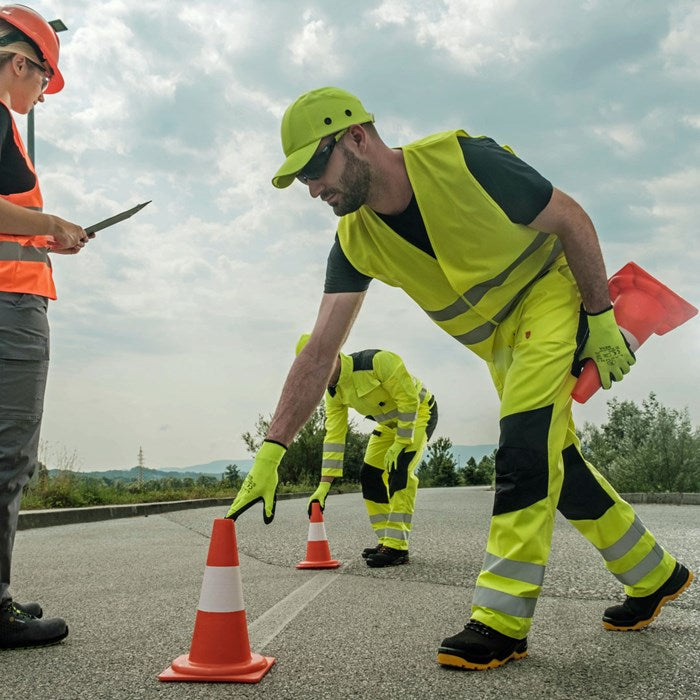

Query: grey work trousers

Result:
[0,292,49,603]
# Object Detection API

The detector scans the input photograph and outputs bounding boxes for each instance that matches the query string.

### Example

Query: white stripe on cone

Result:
[197,565,245,612]
[307,522,328,542]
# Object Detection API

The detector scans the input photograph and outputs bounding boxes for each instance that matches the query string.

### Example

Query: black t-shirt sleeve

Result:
[0,106,9,152]
[324,234,373,293]
[458,136,553,224]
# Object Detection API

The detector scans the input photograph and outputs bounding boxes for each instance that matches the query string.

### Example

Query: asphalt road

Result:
[5,487,699,700]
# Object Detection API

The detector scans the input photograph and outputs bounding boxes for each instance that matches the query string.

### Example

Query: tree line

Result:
[20,392,699,510]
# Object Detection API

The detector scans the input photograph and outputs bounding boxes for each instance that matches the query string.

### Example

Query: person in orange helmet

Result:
[0,4,88,649]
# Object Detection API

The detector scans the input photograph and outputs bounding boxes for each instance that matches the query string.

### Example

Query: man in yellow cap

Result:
[227,87,693,670]
[296,334,437,567]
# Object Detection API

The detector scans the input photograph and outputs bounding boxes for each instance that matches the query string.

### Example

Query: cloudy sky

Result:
[23,0,700,471]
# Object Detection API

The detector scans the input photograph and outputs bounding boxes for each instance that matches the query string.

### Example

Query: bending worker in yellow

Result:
[298,335,438,567]
[227,88,694,670]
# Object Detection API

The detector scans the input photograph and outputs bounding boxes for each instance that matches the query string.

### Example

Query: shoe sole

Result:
[603,569,694,631]
[0,626,69,649]
[366,557,409,568]
[437,649,528,670]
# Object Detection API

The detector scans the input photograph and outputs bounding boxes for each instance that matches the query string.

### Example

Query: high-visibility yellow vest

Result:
[337,130,564,360]
[0,100,56,299]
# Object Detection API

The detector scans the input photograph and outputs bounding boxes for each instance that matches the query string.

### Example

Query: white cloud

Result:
[591,123,644,155]
[368,0,540,72]
[287,11,343,76]
[661,1,700,79]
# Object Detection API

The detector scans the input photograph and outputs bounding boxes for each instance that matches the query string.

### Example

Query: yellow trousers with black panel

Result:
[471,262,677,639]
[360,398,437,551]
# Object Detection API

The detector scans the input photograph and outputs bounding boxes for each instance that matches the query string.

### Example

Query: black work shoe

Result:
[361,545,381,559]
[438,620,527,670]
[602,562,694,631]
[0,600,68,649]
[14,602,42,618]
[366,545,409,568]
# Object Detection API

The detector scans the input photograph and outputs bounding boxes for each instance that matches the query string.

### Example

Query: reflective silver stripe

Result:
[397,411,417,422]
[369,513,388,524]
[382,527,410,541]
[614,543,665,586]
[374,409,399,423]
[419,387,427,401]
[387,512,412,524]
[483,553,545,587]
[323,442,345,453]
[321,458,343,469]
[462,232,551,307]
[427,233,553,323]
[396,427,412,439]
[598,515,645,562]
[472,586,537,619]
[0,240,50,263]
[425,239,563,345]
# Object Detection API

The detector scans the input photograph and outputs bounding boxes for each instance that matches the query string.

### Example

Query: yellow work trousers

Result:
[360,400,435,551]
[471,263,677,639]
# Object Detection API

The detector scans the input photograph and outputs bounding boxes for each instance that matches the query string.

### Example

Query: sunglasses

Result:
[26,58,50,93]
[296,129,348,184]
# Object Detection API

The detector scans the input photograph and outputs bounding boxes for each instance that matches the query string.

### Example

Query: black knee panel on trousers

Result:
[361,463,389,503]
[557,444,614,520]
[388,450,414,497]
[493,405,552,516]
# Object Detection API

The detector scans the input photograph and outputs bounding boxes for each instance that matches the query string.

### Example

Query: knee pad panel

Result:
[388,450,414,497]
[493,405,552,516]
[361,462,389,503]
[558,444,614,520]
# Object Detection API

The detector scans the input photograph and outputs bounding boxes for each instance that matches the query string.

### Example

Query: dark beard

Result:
[330,144,371,216]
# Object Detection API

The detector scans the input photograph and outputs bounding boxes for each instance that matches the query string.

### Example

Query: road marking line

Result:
[248,571,338,650]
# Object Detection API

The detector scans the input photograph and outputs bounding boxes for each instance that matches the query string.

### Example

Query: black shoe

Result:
[14,602,42,619]
[438,620,527,670]
[361,545,381,559]
[602,562,694,631]
[0,600,68,649]
[366,545,409,568]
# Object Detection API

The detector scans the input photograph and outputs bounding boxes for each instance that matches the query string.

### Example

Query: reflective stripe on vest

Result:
[0,100,55,299]
[338,130,563,361]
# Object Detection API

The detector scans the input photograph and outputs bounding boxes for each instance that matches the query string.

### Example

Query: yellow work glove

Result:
[225,441,285,524]
[384,440,405,471]
[574,306,636,390]
[307,481,331,516]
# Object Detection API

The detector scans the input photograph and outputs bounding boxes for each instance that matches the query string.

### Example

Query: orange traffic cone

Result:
[573,262,697,404]
[296,501,340,569]
[158,518,275,683]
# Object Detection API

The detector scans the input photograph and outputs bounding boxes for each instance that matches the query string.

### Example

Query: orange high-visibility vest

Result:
[0,101,56,299]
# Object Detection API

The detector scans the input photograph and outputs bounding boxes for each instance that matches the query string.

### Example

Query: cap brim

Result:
[44,65,64,94]
[271,138,321,189]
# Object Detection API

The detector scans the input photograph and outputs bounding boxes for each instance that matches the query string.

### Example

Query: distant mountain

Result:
[450,444,497,465]
[166,459,253,476]
[48,466,209,482]
[67,446,492,482]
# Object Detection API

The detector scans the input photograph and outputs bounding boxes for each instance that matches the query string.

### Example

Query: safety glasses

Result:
[296,129,348,184]
[26,57,50,93]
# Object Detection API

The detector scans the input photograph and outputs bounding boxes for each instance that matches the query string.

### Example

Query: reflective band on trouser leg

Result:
[558,432,676,597]
[190,565,252,665]
[362,429,394,544]
[472,263,581,639]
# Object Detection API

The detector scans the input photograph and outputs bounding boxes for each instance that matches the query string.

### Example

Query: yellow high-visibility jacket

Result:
[337,130,564,362]
[321,349,432,477]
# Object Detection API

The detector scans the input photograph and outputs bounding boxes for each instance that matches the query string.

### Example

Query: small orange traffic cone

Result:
[573,262,697,404]
[158,518,275,683]
[296,501,340,569]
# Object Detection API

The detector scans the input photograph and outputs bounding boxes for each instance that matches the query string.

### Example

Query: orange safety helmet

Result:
[0,4,64,93]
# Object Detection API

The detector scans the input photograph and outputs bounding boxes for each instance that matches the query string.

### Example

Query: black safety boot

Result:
[366,545,409,567]
[602,562,694,631]
[361,545,381,559]
[0,600,68,648]
[14,602,42,618]
[437,620,528,670]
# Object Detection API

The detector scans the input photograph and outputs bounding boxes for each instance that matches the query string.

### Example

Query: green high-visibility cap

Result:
[272,87,374,189]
